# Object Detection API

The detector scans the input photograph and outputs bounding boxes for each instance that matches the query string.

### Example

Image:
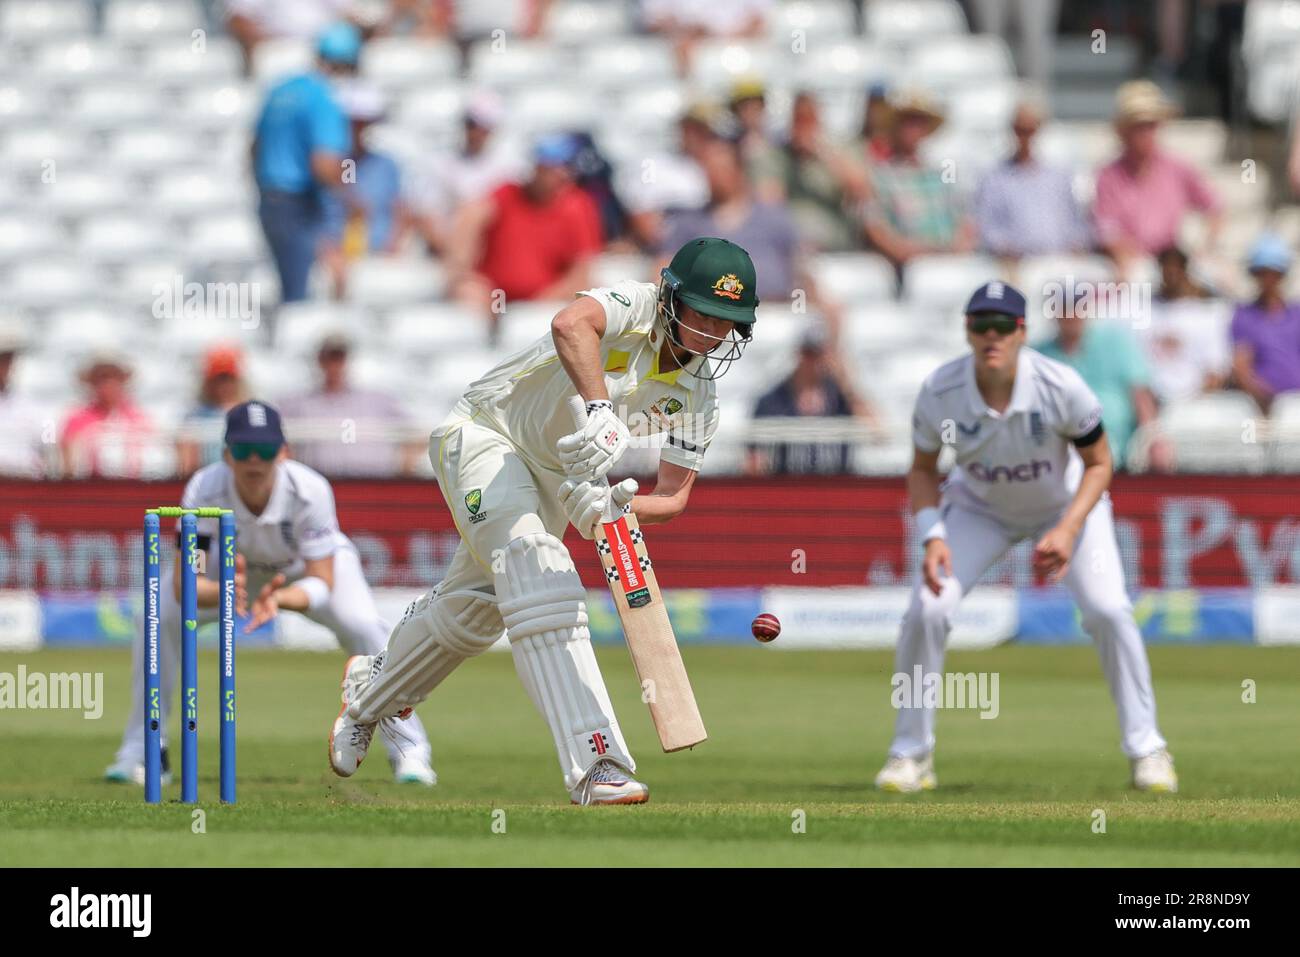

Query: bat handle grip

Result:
[566,395,588,429]
[565,395,615,522]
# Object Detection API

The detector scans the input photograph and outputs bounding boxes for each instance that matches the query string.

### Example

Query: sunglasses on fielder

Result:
[228,441,282,461]
[966,312,1023,336]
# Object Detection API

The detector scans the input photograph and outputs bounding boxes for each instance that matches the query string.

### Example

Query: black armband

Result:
[1072,422,1105,448]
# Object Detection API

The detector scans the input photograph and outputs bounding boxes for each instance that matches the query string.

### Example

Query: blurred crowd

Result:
[3,0,1298,480]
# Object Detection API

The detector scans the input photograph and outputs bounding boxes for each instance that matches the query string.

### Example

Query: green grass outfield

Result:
[2,645,1298,866]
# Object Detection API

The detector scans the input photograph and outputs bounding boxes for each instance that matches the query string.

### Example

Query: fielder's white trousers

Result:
[114,544,432,767]
[889,490,1167,761]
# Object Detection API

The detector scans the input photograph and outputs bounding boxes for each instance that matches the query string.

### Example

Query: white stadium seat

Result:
[1155,393,1267,473]
[68,83,166,128]
[1,0,93,40]
[346,257,445,307]
[810,252,896,302]
[78,214,174,265]
[43,306,126,353]
[31,39,131,83]
[689,41,785,92]
[789,41,901,90]
[177,82,257,129]
[498,301,566,354]
[901,255,1001,312]
[387,303,490,355]
[34,171,135,217]
[591,253,653,289]
[187,213,266,268]
[468,40,566,88]
[0,215,67,262]
[394,86,466,134]
[252,38,313,86]
[112,258,188,311]
[1243,0,1300,62]
[903,35,1015,94]
[774,1,859,42]
[0,83,52,122]
[104,0,204,38]
[548,0,634,42]
[155,169,252,216]
[864,0,968,45]
[508,86,602,135]
[360,38,459,90]
[274,303,373,355]
[581,38,677,89]
[3,125,94,169]
[106,128,205,172]
[144,39,242,82]
[157,313,250,358]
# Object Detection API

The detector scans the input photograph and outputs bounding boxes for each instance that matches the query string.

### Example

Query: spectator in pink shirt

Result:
[1093,81,1220,279]
[60,352,157,478]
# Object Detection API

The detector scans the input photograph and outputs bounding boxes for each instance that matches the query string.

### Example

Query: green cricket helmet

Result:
[657,237,758,379]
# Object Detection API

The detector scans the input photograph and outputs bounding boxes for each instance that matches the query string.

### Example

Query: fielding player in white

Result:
[328,237,758,804]
[876,282,1177,794]
[106,401,435,786]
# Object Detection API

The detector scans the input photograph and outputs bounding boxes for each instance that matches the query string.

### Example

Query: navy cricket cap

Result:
[224,400,285,445]
[964,280,1026,318]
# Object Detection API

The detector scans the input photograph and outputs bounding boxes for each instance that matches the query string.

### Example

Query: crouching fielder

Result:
[106,401,435,786]
[876,282,1177,794]
[328,237,758,804]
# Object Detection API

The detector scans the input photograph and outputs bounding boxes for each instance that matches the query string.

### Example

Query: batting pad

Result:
[496,533,635,789]
[349,585,504,724]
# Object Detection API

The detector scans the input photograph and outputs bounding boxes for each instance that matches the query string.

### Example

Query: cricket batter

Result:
[106,401,436,786]
[328,237,758,804]
[876,281,1177,793]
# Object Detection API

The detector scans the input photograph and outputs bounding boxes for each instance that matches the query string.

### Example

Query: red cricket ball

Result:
[751,613,781,643]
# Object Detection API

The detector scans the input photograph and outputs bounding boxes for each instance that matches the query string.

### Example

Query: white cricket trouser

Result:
[889,489,1167,760]
[114,545,431,767]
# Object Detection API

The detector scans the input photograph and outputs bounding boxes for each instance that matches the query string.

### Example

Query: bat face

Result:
[594,511,707,752]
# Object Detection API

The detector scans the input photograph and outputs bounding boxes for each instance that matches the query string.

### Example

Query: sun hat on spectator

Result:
[890,88,945,133]
[1247,233,1293,275]
[0,319,25,354]
[1114,80,1178,126]
[728,76,766,107]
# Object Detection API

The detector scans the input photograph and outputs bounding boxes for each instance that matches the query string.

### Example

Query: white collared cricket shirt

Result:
[911,347,1104,528]
[178,459,349,589]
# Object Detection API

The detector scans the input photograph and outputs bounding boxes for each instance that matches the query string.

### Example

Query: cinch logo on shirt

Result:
[967,460,1053,483]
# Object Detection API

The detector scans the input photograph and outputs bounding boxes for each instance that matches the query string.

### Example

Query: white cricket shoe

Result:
[104,748,173,786]
[329,655,378,777]
[874,753,937,793]
[392,754,437,786]
[1132,749,1178,793]
[569,759,649,806]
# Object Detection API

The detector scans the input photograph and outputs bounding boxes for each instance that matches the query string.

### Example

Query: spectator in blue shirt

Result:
[251,22,359,303]
[974,99,1090,261]
[320,83,408,298]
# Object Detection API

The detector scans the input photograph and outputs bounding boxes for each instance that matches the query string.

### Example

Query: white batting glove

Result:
[557,402,631,481]
[558,477,638,539]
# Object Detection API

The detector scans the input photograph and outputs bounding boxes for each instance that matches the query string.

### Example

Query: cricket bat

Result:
[567,397,707,752]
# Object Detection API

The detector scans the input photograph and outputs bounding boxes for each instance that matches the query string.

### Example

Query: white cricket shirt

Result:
[460,281,720,473]
[911,347,1105,526]
[178,459,350,589]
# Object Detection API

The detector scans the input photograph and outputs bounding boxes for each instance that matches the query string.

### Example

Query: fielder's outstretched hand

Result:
[244,571,287,633]
[557,403,631,481]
